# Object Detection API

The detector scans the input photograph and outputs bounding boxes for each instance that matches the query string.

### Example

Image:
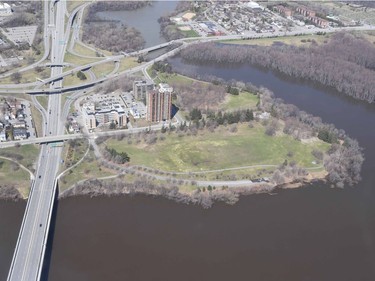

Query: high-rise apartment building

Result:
[133,80,154,101]
[146,84,173,122]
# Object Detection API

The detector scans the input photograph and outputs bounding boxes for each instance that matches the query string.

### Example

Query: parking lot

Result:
[1,25,37,45]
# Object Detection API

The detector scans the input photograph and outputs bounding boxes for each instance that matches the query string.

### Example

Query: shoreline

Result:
[0,167,328,206]
[56,171,327,208]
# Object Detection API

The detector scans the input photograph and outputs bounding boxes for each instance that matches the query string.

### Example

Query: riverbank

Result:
[58,169,328,209]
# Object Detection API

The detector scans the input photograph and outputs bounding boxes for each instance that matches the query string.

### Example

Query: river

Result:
[1,56,374,281]
[1,18,375,281]
[97,1,179,48]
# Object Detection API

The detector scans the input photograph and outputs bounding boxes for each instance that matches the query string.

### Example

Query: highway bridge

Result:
[4,1,375,280]
[6,1,66,280]
[0,122,167,149]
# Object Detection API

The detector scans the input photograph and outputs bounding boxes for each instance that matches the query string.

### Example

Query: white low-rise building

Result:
[158,83,173,94]
[0,2,12,16]
[0,130,6,142]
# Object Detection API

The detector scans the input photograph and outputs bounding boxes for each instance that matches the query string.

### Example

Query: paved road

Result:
[2,24,375,92]
[0,1,51,79]
[4,4,375,280]
[6,1,66,281]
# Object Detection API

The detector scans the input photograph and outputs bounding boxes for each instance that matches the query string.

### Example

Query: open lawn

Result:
[59,150,115,192]
[91,61,116,78]
[67,1,85,13]
[0,68,50,85]
[172,166,275,181]
[63,72,84,87]
[321,2,375,25]
[117,57,139,73]
[73,42,99,57]
[105,123,329,173]
[0,144,39,172]
[36,95,49,111]
[154,71,210,86]
[220,91,259,111]
[0,158,31,198]
[222,33,330,47]
[64,52,102,66]
[61,139,89,170]
[181,29,200,38]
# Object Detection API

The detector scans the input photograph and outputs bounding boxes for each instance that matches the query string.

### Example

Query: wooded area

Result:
[82,1,148,53]
[180,32,375,103]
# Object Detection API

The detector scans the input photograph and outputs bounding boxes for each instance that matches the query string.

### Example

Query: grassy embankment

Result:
[30,103,44,137]
[58,139,115,192]
[219,91,259,111]
[91,61,116,78]
[117,57,139,73]
[222,33,331,47]
[67,0,86,14]
[0,68,50,85]
[36,95,48,111]
[181,29,200,38]
[0,144,40,197]
[73,42,99,57]
[62,53,102,86]
[104,123,329,180]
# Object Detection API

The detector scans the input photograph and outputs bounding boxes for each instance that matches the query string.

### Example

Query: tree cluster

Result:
[180,32,375,103]
[324,138,364,187]
[82,22,145,53]
[95,75,137,93]
[205,109,254,125]
[76,71,87,81]
[0,185,22,201]
[257,87,364,187]
[61,177,239,209]
[102,147,130,164]
[152,61,173,73]
[169,79,227,111]
[84,1,150,23]
[1,1,42,28]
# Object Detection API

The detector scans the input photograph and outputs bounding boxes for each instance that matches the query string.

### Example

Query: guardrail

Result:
[6,179,36,281]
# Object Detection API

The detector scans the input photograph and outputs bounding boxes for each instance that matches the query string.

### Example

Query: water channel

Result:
[97,1,178,48]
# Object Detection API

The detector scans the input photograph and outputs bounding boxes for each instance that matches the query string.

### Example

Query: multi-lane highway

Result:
[3,1,375,280]
[1,19,375,92]
[6,1,66,281]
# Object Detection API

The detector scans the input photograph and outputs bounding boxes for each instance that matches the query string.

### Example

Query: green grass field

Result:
[0,68,50,85]
[59,150,115,192]
[63,72,85,87]
[30,104,43,137]
[73,42,98,57]
[220,91,259,111]
[67,1,85,13]
[222,33,330,47]
[91,61,116,78]
[36,95,49,111]
[181,29,200,38]
[117,57,139,73]
[105,123,329,173]
[0,158,31,197]
[0,144,39,171]
[64,52,102,67]
[154,71,210,86]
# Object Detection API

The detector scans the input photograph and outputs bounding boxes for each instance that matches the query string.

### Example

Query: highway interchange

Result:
[3,1,375,281]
